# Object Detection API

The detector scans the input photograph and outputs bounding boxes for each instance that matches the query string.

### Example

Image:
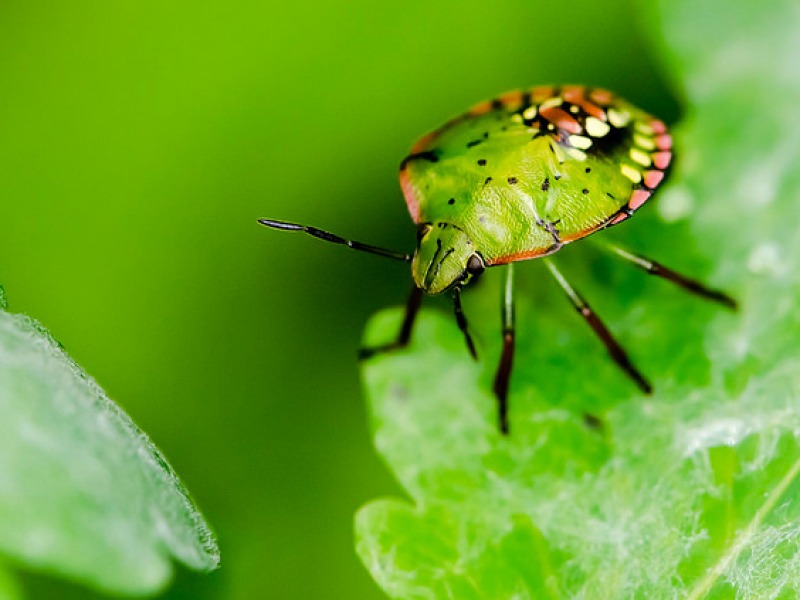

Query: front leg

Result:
[359,285,423,359]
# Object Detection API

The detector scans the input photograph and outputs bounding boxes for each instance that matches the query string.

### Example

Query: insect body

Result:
[403,86,672,291]
[260,85,735,434]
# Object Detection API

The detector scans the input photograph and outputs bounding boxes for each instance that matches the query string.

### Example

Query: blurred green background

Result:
[0,1,676,598]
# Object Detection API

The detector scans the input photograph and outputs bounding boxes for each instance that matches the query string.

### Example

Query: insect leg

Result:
[453,286,478,360]
[258,219,412,263]
[359,285,423,359]
[604,244,737,310]
[543,259,652,394]
[492,264,515,435]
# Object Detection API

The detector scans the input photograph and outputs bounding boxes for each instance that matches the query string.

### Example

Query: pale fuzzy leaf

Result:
[0,303,219,596]
[356,1,800,597]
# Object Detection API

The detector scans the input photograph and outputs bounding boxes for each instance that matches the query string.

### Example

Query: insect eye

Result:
[466,254,485,275]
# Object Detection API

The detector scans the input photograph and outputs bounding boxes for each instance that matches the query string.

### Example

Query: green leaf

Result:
[0,296,219,596]
[356,1,800,597]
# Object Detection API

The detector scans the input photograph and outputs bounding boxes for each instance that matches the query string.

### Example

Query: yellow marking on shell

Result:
[511,113,524,124]
[539,96,563,110]
[568,134,593,150]
[585,117,611,138]
[634,134,656,150]
[566,147,588,161]
[522,105,538,120]
[635,121,654,135]
[630,148,652,167]
[621,164,643,184]
[607,108,631,128]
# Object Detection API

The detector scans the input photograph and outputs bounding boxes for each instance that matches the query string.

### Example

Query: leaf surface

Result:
[0,290,219,596]
[356,1,800,597]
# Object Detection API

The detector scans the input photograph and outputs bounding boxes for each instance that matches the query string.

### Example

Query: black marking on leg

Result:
[493,332,514,435]
[541,177,550,191]
[359,286,424,359]
[493,264,515,435]
[545,260,652,394]
[647,262,737,309]
[467,139,484,148]
[580,303,652,394]
[625,254,738,309]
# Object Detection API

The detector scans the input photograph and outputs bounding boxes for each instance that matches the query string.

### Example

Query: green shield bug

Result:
[261,85,735,434]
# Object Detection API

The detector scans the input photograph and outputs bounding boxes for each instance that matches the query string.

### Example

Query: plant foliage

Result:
[356,1,800,596]
[0,290,219,596]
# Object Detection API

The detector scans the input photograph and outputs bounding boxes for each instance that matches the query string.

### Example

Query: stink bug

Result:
[260,85,735,434]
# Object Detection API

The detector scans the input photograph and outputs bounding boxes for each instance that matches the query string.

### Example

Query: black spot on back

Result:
[477,159,487,166]
[448,198,455,205]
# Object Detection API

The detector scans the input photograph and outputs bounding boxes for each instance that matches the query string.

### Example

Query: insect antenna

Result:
[258,219,412,263]
[453,286,478,360]
[605,244,737,309]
